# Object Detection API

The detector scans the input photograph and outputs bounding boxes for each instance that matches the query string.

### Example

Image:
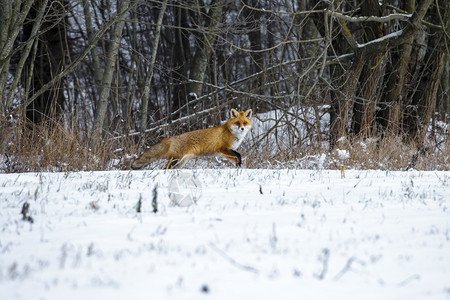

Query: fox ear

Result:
[230,108,239,118]
[244,109,252,119]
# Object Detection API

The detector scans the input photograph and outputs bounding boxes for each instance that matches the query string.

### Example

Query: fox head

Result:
[228,109,252,151]
[230,109,252,131]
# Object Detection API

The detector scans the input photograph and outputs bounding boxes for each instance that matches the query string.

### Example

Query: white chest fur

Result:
[230,125,251,150]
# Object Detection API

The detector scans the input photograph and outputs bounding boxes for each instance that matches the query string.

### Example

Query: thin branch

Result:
[220,36,324,53]
[23,1,136,110]
[241,0,413,23]
[333,257,366,280]
[387,3,448,31]
[112,99,234,140]
[111,51,355,141]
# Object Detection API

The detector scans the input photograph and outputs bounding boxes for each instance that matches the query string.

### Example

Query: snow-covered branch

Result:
[327,11,412,23]
[357,30,403,48]
[241,1,413,24]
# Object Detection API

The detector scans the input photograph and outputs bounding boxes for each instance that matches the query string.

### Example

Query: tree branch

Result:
[23,1,136,110]
[113,99,234,140]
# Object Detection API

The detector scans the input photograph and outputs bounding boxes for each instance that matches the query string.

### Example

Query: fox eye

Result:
[243,122,248,126]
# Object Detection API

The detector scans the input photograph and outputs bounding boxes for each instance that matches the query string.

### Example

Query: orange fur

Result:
[131,109,252,169]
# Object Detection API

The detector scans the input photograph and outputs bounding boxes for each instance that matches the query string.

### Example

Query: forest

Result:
[0,0,449,171]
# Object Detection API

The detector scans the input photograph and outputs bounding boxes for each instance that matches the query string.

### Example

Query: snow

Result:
[335,149,350,160]
[0,169,449,299]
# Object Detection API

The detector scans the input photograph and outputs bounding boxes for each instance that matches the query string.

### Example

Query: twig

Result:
[314,248,330,280]
[333,256,366,280]
[112,99,234,140]
[397,274,421,286]
[20,202,34,224]
[209,243,259,274]
[152,184,158,213]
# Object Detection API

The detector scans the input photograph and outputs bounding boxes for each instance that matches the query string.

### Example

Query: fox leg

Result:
[165,158,179,169]
[231,150,242,166]
[166,154,195,169]
[220,149,242,167]
[231,150,242,167]
[175,154,195,168]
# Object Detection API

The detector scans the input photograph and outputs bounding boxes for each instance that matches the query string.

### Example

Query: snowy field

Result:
[0,169,449,300]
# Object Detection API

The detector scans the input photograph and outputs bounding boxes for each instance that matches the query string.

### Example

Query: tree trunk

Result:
[0,0,34,118]
[296,0,319,100]
[91,0,129,146]
[186,0,225,99]
[243,0,264,98]
[403,1,449,144]
[440,55,450,116]
[82,0,102,87]
[352,0,384,137]
[352,56,383,137]
[330,50,366,148]
[24,0,69,124]
[378,0,415,135]
[140,0,167,133]
[5,0,49,112]
[170,5,190,113]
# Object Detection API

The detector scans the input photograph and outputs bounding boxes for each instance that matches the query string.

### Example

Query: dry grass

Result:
[333,135,450,170]
[245,134,450,171]
[1,120,448,172]
[1,119,139,173]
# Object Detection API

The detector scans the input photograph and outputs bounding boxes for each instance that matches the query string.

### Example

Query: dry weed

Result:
[1,118,448,172]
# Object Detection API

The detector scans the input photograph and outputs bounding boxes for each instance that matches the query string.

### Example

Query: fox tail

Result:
[131,142,168,170]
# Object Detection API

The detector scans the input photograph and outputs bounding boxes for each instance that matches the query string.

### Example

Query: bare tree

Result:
[0,0,34,121]
[403,0,449,143]
[24,0,69,124]
[90,0,130,146]
[186,0,226,99]
[140,0,168,133]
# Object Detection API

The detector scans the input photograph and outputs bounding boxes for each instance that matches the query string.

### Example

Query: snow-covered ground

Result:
[0,169,449,299]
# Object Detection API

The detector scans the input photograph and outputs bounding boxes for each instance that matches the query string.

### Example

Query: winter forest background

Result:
[0,0,449,171]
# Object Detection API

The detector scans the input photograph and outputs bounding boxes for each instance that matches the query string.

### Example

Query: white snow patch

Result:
[336,149,350,160]
[0,169,449,299]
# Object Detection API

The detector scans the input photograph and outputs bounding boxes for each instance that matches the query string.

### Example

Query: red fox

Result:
[131,109,252,169]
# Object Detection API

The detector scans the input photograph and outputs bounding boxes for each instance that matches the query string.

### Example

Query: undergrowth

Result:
[244,133,450,171]
[0,120,139,172]
[0,120,448,173]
